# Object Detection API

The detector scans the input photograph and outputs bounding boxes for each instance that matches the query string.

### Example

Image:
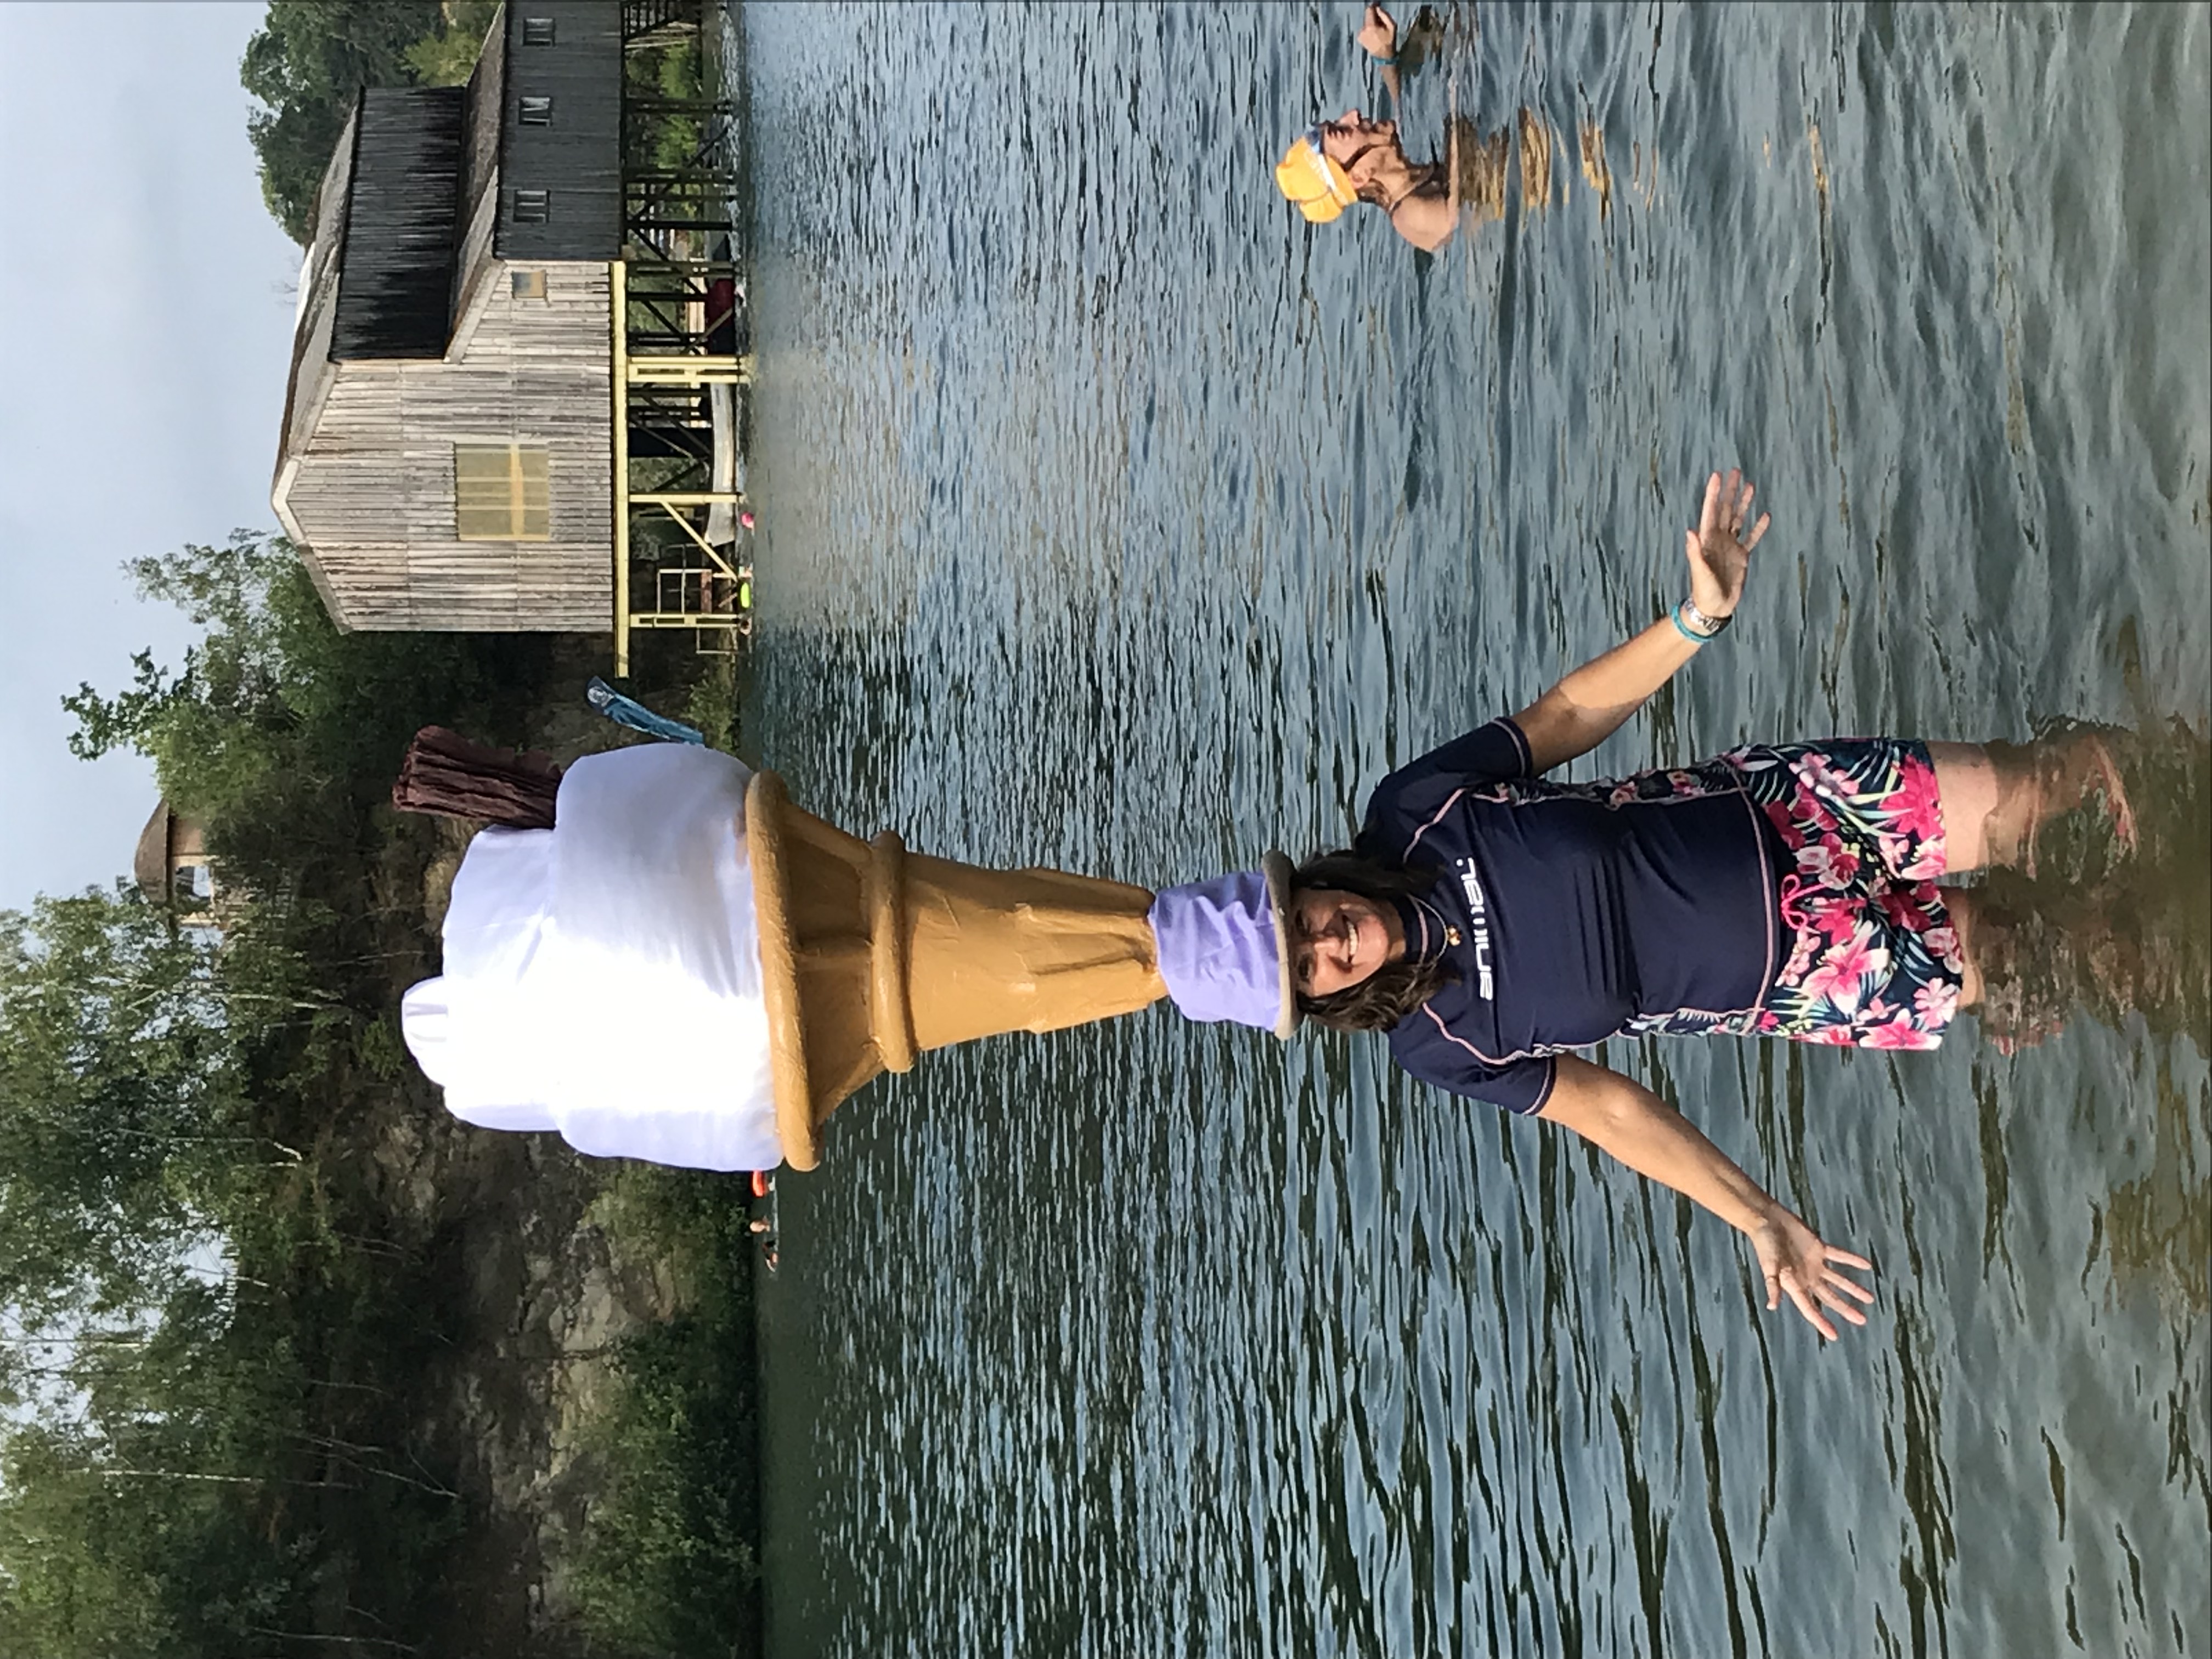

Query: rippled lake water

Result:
[725,3,2210,1654]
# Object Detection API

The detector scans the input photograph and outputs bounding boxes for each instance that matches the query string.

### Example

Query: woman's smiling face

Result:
[1317,109,1402,183]
[1290,887,1406,996]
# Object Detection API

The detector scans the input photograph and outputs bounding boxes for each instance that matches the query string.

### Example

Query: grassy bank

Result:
[573,1167,765,1657]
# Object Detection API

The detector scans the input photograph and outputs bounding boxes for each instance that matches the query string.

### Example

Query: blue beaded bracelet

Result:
[1672,602,1720,644]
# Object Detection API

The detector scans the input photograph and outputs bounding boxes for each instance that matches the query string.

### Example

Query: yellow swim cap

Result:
[1273,132,1357,223]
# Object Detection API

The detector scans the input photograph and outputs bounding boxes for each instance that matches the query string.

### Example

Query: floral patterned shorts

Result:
[1716,738,1965,1049]
[1469,737,1967,1052]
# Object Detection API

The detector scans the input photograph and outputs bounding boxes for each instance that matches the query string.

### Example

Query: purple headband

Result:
[1147,854,1297,1040]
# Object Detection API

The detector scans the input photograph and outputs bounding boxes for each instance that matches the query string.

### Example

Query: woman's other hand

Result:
[1536,1056,1877,1341]
[1358,4,1398,60]
[1748,1205,1875,1340]
[1684,467,1769,620]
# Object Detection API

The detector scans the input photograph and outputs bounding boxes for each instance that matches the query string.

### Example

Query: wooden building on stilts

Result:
[271,0,749,672]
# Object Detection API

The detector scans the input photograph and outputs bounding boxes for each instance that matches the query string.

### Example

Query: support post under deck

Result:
[611,258,633,676]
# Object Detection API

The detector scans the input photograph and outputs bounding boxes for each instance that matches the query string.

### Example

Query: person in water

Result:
[1274,6,1459,251]
[1204,468,2128,1341]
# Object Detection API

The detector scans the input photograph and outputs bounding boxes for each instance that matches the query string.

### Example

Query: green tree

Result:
[13,524,761,1652]
[0,531,537,1651]
[0,888,236,1332]
[241,1,498,244]
[0,1423,180,1654]
[64,531,535,896]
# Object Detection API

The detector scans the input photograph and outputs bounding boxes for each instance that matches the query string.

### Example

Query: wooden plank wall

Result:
[288,261,611,631]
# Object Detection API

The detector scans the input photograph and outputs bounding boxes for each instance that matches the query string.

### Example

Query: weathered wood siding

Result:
[285,261,610,631]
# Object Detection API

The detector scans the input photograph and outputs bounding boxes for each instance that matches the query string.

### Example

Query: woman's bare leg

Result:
[1940,887,1986,1007]
[1944,883,2072,1051]
[1929,744,2003,873]
[1929,733,2135,876]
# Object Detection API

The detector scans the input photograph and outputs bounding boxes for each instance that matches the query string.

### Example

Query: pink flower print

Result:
[1778,875,1857,942]
[1814,899,1863,943]
[1875,832,1918,878]
[1802,835,1863,891]
[1667,769,1700,795]
[1609,781,1640,806]
[1792,754,1864,808]
[1864,1013,1941,1050]
[1875,885,1923,929]
[1886,758,1948,853]
[1912,980,1960,1026]
[1757,1010,1785,1034]
[1777,933,1819,988]
[1861,996,1897,1023]
[1802,926,1885,1012]
[1922,925,1963,972]
[1895,849,1944,881]
[1810,1025,1859,1045]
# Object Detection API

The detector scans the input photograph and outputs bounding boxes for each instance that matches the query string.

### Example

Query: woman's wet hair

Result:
[1290,850,1455,1032]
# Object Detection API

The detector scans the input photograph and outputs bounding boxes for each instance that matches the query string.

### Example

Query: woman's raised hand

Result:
[1358,4,1398,60]
[1684,468,1769,621]
[1749,1204,1875,1341]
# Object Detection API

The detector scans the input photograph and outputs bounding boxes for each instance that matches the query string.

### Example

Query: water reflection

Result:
[1445,112,1568,228]
[1577,120,1613,218]
[2097,1060,2209,1315]
[1968,718,2211,1054]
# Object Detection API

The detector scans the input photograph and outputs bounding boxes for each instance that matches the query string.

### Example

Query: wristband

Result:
[1673,598,1732,641]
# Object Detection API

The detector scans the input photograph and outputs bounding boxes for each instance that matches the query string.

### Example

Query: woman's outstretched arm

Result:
[1358,4,1404,108]
[1536,1054,1875,1340]
[1510,470,1769,774]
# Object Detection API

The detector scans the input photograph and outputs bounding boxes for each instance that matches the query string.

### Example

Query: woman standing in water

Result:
[1243,468,2131,1340]
[1274,6,1462,250]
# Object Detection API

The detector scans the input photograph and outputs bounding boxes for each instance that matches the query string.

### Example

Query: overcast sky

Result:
[0,2,302,916]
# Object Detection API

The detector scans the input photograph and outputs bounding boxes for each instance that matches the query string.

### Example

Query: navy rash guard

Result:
[1359,718,1790,1114]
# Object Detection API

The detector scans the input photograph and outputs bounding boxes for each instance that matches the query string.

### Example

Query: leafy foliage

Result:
[2,534,542,1655]
[0,893,214,1313]
[65,531,540,894]
[241,1,499,244]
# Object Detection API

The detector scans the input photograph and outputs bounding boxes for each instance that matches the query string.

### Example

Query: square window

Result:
[511,268,547,300]
[523,16,556,45]
[520,95,553,126]
[454,444,551,540]
[512,188,550,224]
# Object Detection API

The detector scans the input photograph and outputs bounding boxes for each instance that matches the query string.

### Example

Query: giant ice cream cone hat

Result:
[396,730,1302,1175]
